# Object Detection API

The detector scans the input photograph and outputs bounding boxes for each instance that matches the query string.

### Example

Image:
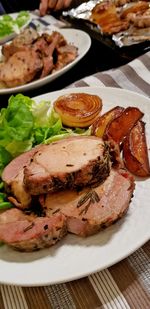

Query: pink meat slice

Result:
[0,49,43,87]
[2,146,42,208]
[42,168,135,237]
[2,146,42,185]
[0,208,67,251]
[24,136,111,195]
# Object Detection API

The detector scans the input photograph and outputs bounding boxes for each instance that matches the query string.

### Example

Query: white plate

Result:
[0,12,32,45]
[0,87,150,286]
[0,28,91,95]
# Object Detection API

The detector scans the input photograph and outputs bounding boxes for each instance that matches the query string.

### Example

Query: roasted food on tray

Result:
[63,0,150,46]
[90,1,129,34]
[120,1,149,20]
[91,0,150,34]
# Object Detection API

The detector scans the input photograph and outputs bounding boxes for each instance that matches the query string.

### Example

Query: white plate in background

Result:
[0,28,91,94]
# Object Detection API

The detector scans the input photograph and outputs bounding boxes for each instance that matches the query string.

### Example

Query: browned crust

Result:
[24,142,111,195]
[11,223,67,252]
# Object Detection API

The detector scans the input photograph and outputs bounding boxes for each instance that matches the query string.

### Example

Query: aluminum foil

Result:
[63,0,102,20]
[113,27,150,47]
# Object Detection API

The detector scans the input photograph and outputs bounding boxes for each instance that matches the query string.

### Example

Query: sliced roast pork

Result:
[41,168,135,237]
[24,136,111,195]
[0,208,67,251]
[52,44,78,73]
[2,28,39,60]
[0,49,43,87]
[2,146,42,209]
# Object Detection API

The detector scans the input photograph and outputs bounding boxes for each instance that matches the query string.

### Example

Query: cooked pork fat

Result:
[24,136,111,195]
[0,49,43,87]
[42,168,135,237]
[0,208,67,251]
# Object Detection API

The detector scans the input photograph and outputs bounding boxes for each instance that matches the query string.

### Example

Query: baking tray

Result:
[62,0,150,61]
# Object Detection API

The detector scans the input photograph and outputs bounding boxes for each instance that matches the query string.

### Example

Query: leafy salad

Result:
[0,11,30,39]
[0,93,90,210]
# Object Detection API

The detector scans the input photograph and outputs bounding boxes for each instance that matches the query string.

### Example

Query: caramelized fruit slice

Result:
[92,106,124,138]
[105,107,144,144]
[123,120,150,177]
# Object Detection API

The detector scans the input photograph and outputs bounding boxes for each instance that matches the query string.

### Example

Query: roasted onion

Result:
[53,93,102,128]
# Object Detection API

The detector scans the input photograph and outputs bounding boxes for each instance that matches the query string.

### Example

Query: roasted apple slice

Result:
[53,93,102,128]
[123,121,150,177]
[105,107,144,144]
[92,106,124,138]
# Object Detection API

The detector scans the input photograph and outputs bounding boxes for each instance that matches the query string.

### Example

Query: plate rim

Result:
[0,86,150,287]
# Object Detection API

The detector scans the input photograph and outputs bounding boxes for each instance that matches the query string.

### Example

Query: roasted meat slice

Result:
[0,49,43,87]
[39,32,60,78]
[126,8,150,28]
[2,28,39,60]
[0,208,67,251]
[52,44,78,73]
[24,136,111,195]
[42,168,135,237]
[2,146,42,208]
[91,1,129,34]
[120,1,149,20]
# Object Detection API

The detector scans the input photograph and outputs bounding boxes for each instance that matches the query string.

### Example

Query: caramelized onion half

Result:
[53,93,102,128]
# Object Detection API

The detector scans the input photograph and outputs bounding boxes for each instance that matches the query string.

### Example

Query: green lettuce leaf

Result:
[0,146,12,176]
[0,94,34,145]
[0,11,30,39]
[16,11,30,28]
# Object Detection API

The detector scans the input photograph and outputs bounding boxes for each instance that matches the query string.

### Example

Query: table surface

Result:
[0,12,150,309]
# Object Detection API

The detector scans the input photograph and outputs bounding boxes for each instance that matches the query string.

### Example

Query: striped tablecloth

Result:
[0,28,150,309]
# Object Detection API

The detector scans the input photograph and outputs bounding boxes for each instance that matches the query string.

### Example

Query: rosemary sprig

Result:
[77,191,94,208]
[77,190,100,215]
[77,190,100,208]
[23,222,34,232]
